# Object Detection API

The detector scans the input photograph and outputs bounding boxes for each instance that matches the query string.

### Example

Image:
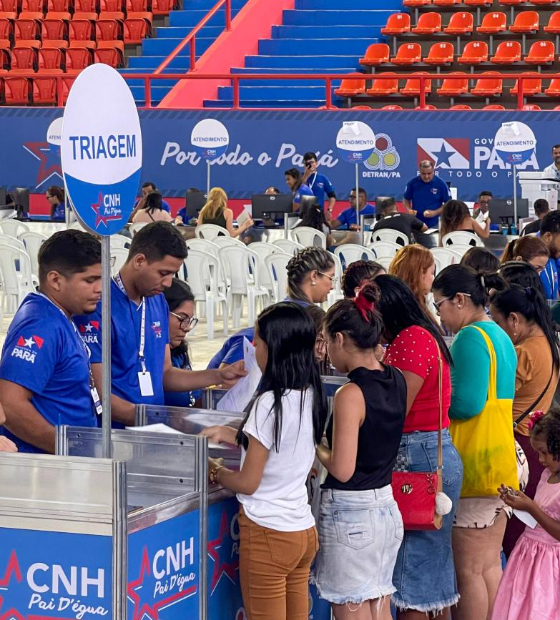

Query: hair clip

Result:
[354,288,374,322]
[528,410,545,430]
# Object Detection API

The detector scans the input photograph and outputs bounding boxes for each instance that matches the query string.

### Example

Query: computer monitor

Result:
[13,188,29,218]
[184,191,206,219]
[299,195,318,211]
[251,193,293,219]
[489,198,529,220]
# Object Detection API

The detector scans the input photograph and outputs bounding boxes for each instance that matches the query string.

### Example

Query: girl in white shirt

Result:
[204,302,328,620]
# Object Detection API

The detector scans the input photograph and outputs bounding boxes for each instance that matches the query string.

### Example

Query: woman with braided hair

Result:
[286,247,336,305]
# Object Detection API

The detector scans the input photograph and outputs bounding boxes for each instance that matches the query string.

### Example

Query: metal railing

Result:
[11,71,560,109]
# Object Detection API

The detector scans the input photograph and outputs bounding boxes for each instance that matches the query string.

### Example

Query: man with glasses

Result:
[473,191,493,225]
[74,222,245,425]
[327,187,375,248]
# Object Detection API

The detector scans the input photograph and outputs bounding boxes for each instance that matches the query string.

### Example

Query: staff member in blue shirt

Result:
[285,168,314,212]
[539,210,560,299]
[302,151,336,212]
[130,181,171,222]
[0,230,102,453]
[75,222,245,425]
[403,160,451,228]
[328,187,375,230]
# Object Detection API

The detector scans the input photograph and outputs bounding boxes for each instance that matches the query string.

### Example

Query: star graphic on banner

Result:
[432,142,454,168]
[207,511,239,594]
[127,547,197,620]
[23,142,62,189]
[91,192,122,228]
[0,551,24,620]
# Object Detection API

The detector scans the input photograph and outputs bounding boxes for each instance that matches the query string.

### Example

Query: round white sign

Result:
[494,121,536,166]
[190,119,229,160]
[336,121,376,163]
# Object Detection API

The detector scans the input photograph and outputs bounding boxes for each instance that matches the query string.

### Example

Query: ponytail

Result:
[433,264,506,308]
[501,239,516,263]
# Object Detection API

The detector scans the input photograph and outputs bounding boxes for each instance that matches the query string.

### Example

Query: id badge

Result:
[91,387,103,415]
[138,371,154,397]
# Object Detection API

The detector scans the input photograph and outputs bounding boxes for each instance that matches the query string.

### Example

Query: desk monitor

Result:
[489,198,529,220]
[13,188,29,218]
[299,195,318,211]
[251,193,293,219]
[185,191,206,219]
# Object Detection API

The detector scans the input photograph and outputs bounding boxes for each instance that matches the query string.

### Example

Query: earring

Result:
[458,305,462,309]
[312,281,316,286]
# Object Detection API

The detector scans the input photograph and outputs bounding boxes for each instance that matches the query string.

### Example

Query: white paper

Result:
[237,208,251,226]
[217,337,262,413]
[126,423,225,449]
[513,509,538,529]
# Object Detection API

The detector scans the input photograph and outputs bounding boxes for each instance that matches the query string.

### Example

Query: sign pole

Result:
[101,235,112,459]
[513,164,518,229]
[355,162,360,244]
[207,160,211,196]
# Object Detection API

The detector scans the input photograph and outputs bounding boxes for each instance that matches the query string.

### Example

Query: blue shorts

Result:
[314,486,403,605]
[392,429,463,613]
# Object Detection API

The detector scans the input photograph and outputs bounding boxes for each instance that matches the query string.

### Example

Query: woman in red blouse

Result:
[376,274,464,620]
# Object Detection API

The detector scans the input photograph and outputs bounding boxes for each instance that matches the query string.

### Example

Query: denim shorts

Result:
[392,429,464,613]
[314,486,403,605]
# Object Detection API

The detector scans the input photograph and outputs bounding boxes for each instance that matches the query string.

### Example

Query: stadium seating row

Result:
[404,0,560,8]
[0,0,173,17]
[0,42,122,71]
[376,103,556,109]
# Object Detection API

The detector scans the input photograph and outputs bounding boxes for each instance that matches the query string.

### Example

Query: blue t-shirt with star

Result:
[403,175,450,228]
[336,204,376,229]
[74,280,170,406]
[306,172,335,206]
[0,293,97,453]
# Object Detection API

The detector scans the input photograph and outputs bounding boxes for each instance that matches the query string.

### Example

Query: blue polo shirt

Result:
[307,172,335,206]
[294,183,314,206]
[74,280,170,406]
[207,327,254,369]
[177,206,187,223]
[404,175,450,228]
[0,293,97,453]
[336,204,376,229]
[52,202,65,222]
[540,258,559,300]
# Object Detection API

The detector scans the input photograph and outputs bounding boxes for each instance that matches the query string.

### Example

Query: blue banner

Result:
[127,510,199,620]
[1,108,556,203]
[0,527,112,620]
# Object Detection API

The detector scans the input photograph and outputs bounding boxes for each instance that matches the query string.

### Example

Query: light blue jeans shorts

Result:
[314,486,403,605]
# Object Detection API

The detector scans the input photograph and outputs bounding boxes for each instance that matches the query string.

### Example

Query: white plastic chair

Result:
[290,226,327,249]
[369,228,409,247]
[369,240,402,259]
[373,256,394,271]
[442,243,471,258]
[0,242,36,315]
[2,235,26,252]
[265,252,291,303]
[273,238,304,256]
[130,223,147,236]
[212,236,245,249]
[326,251,344,308]
[0,220,29,238]
[111,234,131,249]
[431,247,463,273]
[110,248,129,277]
[334,244,376,269]
[195,223,230,240]
[219,245,270,328]
[441,231,484,248]
[248,242,280,298]
[183,249,229,340]
[19,231,48,278]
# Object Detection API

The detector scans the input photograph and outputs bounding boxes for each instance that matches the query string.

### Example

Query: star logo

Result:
[16,335,43,349]
[23,142,63,189]
[0,551,24,620]
[417,138,470,170]
[78,321,99,334]
[91,192,123,228]
[127,547,197,620]
[207,511,238,594]
[432,141,455,168]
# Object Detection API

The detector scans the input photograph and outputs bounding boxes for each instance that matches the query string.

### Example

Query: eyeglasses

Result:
[170,311,198,332]
[433,293,471,315]
[318,272,338,284]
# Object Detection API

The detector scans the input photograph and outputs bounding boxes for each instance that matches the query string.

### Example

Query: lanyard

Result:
[113,272,148,373]
[308,171,317,189]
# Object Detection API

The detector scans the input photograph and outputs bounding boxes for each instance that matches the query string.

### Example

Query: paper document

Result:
[126,423,225,449]
[217,337,262,413]
[237,208,251,226]
[513,509,538,529]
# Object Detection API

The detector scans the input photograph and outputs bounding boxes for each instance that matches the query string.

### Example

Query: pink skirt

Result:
[492,534,560,620]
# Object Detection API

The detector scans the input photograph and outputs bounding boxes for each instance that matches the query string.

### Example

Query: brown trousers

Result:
[238,511,318,620]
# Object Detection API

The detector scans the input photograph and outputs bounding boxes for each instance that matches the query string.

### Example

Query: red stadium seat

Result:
[0,17,13,40]
[544,11,560,33]
[94,43,123,66]
[491,40,522,63]
[554,105,560,110]
[366,77,399,96]
[400,71,432,96]
[126,0,147,11]
[444,12,474,35]
[69,19,94,43]
[392,43,422,66]
[14,19,41,43]
[458,41,489,65]
[38,46,63,70]
[4,76,29,103]
[434,0,462,5]
[478,12,507,34]
[483,104,506,109]
[412,12,441,34]
[437,73,469,96]
[465,0,492,5]
[381,104,403,109]
[414,104,437,109]
[424,41,454,66]
[530,0,558,5]
[123,17,148,43]
[42,18,67,40]
[11,45,36,70]
[525,40,555,64]
[151,0,174,14]
[66,45,92,72]
[334,77,365,96]
[47,0,70,11]
[42,38,68,48]
[21,0,45,13]
[510,74,542,95]
[545,78,560,96]
[0,46,9,69]
[471,71,503,96]
[522,103,541,109]
[19,10,43,19]
[32,76,58,103]
[99,0,123,17]
[499,0,523,5]
[450,104,472,109]
[96,18,122,40]
[0,0,17,13]
[359,43,390,67]
[75,0,97,10]
[403,0,432,6]
[509,11,539,33]
[381,13,411,35]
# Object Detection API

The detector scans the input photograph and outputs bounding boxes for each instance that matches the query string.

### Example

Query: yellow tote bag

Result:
[450,325,519,498]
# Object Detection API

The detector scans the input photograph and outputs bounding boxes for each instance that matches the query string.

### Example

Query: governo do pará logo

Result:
[61,64,142,236]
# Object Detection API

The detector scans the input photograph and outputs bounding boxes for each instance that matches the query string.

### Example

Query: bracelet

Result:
[209,465,224,485]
